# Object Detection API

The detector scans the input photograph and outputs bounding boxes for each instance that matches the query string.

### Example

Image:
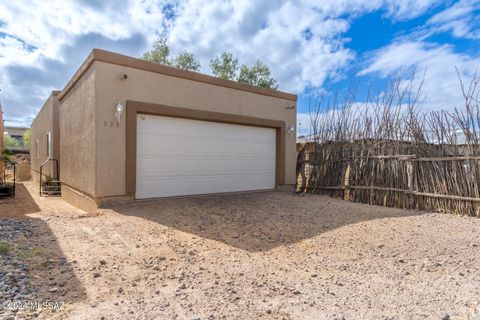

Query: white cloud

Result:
[360,41,480,111]
[0,0,171,125]
[297,112,315,136]
[383,0,442,20]
[0,0,171,67]
[166,0,442,92]
[0,0,467,125]
[168,1,332,91]
[0,35,40,66]
[427,0,480,39]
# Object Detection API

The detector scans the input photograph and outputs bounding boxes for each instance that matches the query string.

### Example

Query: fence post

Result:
[343,162,351,201]
[295,144,307,193]
[406,160,414,209]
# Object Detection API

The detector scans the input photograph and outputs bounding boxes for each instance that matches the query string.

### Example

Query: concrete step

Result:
[42,190,61,196]
[44,181,62,185]
[42,185,62,190]
[41,180,62,197]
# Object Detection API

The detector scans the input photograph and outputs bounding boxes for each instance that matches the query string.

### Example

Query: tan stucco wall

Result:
[30,92,60,182]
[62,184,98,212]
[17,163,31,181]
[59,66,97,197]
[93,61,297,198]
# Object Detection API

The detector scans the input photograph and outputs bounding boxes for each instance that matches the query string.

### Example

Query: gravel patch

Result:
[0,219,40,319]
[2,183,480,319]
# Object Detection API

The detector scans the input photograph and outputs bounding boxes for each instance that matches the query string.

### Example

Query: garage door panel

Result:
[136,115,276,199]
[137,158,275,177]
[138,144,273,159]
[138,131,275,143]
[137,117,275,141]
[138,135,274,157]
[137,173,275,198]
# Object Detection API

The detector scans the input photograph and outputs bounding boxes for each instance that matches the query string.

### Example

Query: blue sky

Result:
[0,0,479,135]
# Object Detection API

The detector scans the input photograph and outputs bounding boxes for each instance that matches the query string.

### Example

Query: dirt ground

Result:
[1,182,480,320]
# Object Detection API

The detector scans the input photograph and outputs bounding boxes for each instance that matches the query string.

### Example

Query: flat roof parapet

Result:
[58,49,297,102]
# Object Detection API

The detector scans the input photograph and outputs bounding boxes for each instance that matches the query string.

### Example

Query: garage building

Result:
[30,49,297,211]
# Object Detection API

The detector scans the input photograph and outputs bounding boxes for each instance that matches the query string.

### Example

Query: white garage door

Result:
[136,114,276,199]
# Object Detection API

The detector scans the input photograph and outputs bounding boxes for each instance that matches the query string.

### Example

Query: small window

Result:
[46,133,52,158]
[35,140,39,159]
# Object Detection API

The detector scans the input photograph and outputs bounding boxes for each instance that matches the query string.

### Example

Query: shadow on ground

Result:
[111,191,421,252]
[0,184,41,217]
[0,183,86,316]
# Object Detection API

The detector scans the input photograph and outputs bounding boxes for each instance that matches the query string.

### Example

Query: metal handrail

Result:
[39,158,59,196]
[1,156,16,198]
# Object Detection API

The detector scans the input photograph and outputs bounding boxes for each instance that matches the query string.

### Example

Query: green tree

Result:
[238,60,278,89]
[3,136,21,149]
[211,52,278,89]
[23,128,31,149]
[143,37,201,71]
[2,148,13,161]
[143,39,278,89]
[172,52,201,71]
[143,37,172,66]
[209,52,239,80]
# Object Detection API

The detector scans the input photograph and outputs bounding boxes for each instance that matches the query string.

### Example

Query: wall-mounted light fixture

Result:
[287,125,295,135]
[115,102,124,126]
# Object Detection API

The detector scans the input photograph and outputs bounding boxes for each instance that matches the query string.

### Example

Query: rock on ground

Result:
[1,182,480,319]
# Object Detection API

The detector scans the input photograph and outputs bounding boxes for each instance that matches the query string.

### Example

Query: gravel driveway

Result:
[1,182,480,320]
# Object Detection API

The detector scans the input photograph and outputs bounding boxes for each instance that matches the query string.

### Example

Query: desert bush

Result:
[0,242,11,254]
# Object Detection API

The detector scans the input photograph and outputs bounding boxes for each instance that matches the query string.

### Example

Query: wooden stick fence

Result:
[296,145,480,217]
[297,70,480,216]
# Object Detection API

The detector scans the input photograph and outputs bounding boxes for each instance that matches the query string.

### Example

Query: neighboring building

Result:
[30,49,298,211]
[30,91,60,183]
[4,126,28,145]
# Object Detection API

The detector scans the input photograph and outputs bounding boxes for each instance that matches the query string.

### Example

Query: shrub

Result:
[3,136,21,148]
[0,242,11,254]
